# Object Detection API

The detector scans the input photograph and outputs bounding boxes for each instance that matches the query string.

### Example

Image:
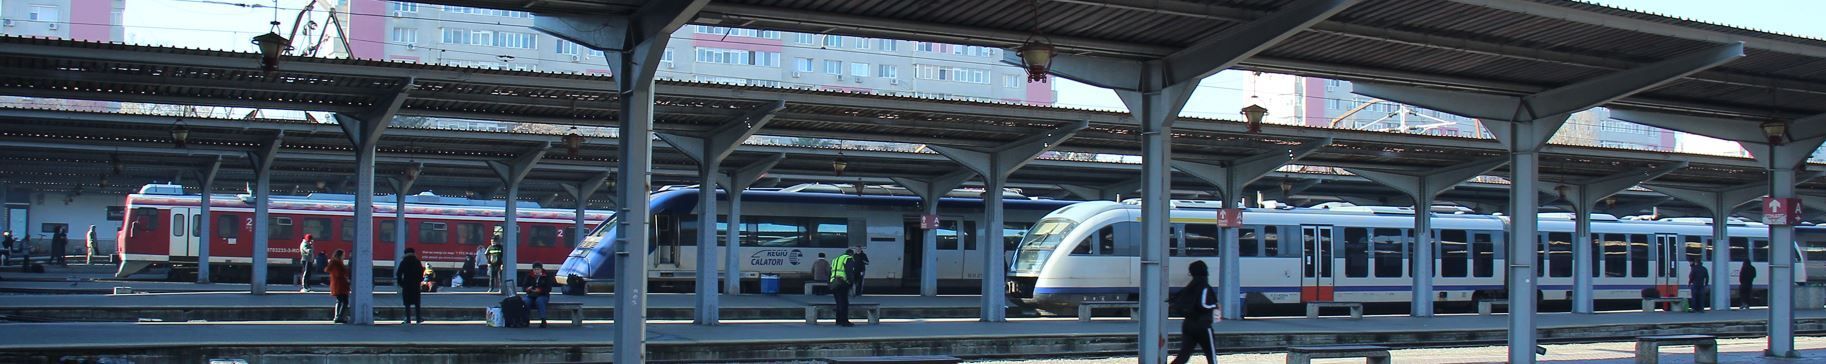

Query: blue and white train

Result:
[558,184,1075,290]
[1009,200,1819,313]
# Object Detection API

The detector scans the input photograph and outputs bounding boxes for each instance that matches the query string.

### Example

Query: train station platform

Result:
[2,306,1821,362]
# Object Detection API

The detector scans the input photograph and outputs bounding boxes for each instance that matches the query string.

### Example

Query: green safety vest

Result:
[831,254,852,283]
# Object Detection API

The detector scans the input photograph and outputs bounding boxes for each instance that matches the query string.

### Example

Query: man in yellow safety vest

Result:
[830,248,856,326]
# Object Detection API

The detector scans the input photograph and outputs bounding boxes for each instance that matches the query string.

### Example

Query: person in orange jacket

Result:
[327,249,351,324]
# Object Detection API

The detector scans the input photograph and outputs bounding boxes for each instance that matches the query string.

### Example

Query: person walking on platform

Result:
[851,248,870,297]
[1689,258,1710,312]
[1168,260,1220,364]
[811,253,831,295]
[522,262,555,328]
[298,234,316,292]
[1739,262,1757,310]
[2,231,14,266]
[327,249,351,323]
[84,225,98,265]
[49,227,67,266]
[487,227,505,293]
[830,249,857,326]
[397,248,425,325]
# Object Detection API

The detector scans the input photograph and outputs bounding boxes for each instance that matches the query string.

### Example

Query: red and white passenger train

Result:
[116,184,610,280]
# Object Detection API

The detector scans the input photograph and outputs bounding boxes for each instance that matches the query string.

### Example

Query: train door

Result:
[934,219,966,281]
[1653,234,1681,297]
[654,215,680,270]
[962,221,983,280]
[168,207,199,258]
[1301,225,1335,302]
[902,217,922,288]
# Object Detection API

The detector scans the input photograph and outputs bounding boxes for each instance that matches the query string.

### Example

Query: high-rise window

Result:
[792,33,814,44]
[390,27,417,44]
[389,2,418,12]
[794,58,814,72]
[877,39,898,52]
[440,28,469,44]
[850,63,870,77]
[556,40,579,55]
[823,35,843,48]
[29,5,60,22]
[823,60,843,75]
[855,37,871,50]
[662,49,675,68]
[877,65,898,79]
[695,47,780,67]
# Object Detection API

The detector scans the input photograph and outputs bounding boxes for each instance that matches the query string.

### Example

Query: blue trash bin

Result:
[760,274,780,295]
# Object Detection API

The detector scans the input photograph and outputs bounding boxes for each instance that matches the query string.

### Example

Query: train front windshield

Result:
[1012,218,1077,274]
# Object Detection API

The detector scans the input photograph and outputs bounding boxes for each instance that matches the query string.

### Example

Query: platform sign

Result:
[1215,208,1243,228]
[1764,197,1803,226]
[920,214,939,229]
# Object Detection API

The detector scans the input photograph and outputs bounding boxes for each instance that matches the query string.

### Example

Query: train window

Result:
[340,218,354,242]
[529,226,558,247]
[1263,226,1281,257]
[1440,230,1468,278]
[1752,239,1769,262]
[1629,234,1650,277]
[1590,234,1602,278]
[1182,224,1218,257]
[457,223,487,245]
[1684,235,1707,263]
[301,218,333,242]
[937,220,960,250]
[1004,223,1030,253]
[1239,226,1260,257]
[1472,232,1495,278]
[1108,222,1139,257]
[1097,225,1115,255]
[419,222,448,244]
[172,213,187,237]
[1372,228,1403,278]
[964,221,979,251]
[217,214,240,239]
[132,208,158,231]
[1343,227,1369,278]
[1167,225,1182,257]
[379,220,397,243]
[268,217,294,240]
[750,217,807,247]
[814,219,848,248]
[1728,237,1747,262]
[1070,237,1092,255]
[1602,234,1628,277]
[1547,232,1572,277]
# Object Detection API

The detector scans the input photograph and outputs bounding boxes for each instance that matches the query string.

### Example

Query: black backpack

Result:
[499,296,530,328]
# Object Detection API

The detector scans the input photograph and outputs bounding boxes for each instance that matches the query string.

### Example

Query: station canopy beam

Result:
[1058,176,1141,201]
[930,121,1087,321]
[1355,41,1744,363]
[485,144,551,299]
[716,153,786,298]
[1536,162,1687,314]
[890,170,977,297]
[1342,157,1507,317]
[1614,108,1826,358]
[532,1,707,361]
[1174,137,1330,320]
[333,82,409,326]
[657,100,784,326]
[1020,0,1360,360]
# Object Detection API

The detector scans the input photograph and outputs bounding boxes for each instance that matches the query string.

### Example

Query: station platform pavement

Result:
[1,305,1822,362]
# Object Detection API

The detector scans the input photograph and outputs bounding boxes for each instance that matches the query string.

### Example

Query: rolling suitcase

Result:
[499,295,530,328]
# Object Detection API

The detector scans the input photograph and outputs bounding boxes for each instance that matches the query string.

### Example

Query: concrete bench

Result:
[1635,334,1717,364]
[829,354,964,364]
[547,302,584,326]
[1641,297,1689,312]
[823,355,960,364]
[1477,298,1508,315]
[804,281,829,296]
[1286,345,1391,364]
[1305,301,1364,319]
[1077,301,1139,322]
[805,302,881,325]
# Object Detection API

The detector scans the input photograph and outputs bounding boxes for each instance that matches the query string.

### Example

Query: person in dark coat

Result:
[1168,260,1220,364]
[50,227,67,266]
[851,248,870,297]
[1740,262,1758,310]
[1689,258,1710,312]
[3,231,16,266]
[396,248,425,325]
[521,262,556,328]
[327,250,351,323]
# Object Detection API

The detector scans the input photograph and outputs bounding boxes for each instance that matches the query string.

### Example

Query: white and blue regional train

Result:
[1009,200,1821,313]
[558,184,1074,290]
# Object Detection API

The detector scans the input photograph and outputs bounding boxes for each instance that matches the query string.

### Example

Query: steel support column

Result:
[334,85,405,326]
[1174,138,1331,319]
[891,170,975,297]
[931,122,1086,321]
[247,134,283,295]
[534,2,706,361]
[387,163,421,268]
[657,101,782,325]
[486,146,550,295]
[195,157,222,284]
[719,153,785,297]
[1343,157,1508,317]
[1538,163,1686,313]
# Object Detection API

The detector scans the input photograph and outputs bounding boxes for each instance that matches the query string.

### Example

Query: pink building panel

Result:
[1023,75,1054,104]
[348,0,387,59]
[68,0,114,42]
[1302,77,1325,127]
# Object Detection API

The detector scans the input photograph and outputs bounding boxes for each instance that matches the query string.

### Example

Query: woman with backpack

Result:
[1167,260,1220,364]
